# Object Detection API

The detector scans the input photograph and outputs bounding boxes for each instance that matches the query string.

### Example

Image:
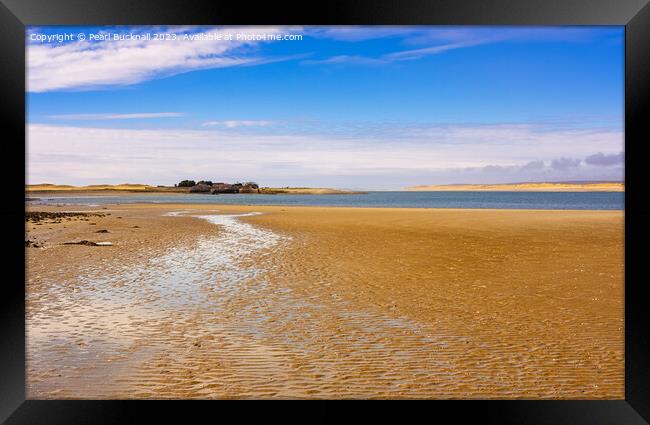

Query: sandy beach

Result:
[26,203,624,399]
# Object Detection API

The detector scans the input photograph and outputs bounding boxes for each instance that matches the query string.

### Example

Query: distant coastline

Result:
[407,182,624,192]
[25,183,364,195]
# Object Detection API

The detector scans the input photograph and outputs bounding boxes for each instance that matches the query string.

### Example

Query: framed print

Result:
[1,0,649,423]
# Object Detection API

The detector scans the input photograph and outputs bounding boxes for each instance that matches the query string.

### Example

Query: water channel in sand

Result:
[28,211,467,398]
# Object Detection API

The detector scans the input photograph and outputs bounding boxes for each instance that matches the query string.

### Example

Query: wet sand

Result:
[26,204,624,399]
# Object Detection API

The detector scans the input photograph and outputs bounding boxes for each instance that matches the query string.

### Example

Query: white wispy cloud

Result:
[304,27,614,66]
[48,112,185,120]
[305,27,419,42]
[301,55,388,66]
[384,39,489,61]
[302,38,492,66]
[27,26,302,92]
[28,26,619,89]
[202,120,274,128]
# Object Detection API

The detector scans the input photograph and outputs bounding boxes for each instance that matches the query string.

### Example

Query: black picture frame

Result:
[1,0,648,423]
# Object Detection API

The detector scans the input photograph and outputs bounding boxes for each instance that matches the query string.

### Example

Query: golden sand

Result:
[26,204,624,399]
[407,182,624,192]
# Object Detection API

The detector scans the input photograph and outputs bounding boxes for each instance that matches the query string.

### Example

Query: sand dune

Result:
[27,183,161,192]
[407,182,624,192]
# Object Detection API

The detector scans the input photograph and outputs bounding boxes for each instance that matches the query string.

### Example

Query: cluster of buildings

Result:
[178,180,260,194]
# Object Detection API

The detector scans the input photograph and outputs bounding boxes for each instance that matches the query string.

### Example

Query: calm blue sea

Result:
[28,191,624,210]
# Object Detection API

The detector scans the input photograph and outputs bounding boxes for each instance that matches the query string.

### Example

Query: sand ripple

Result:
[27,207,623,399]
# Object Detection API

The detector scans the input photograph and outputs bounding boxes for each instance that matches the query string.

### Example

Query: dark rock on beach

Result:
[63,240,99,246]
[63,240,113,246]
[26,211,105,224]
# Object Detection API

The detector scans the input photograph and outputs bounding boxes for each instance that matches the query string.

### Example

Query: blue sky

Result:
[27,26,624,189]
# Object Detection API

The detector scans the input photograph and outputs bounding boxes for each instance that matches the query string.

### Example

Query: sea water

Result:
[28,191,624,210]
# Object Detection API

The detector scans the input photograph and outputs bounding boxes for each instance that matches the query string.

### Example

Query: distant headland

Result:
[406,181,624,192]
[26,181,364,195]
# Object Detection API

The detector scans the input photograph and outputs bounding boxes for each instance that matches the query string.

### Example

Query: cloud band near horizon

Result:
[27,122,623,189]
